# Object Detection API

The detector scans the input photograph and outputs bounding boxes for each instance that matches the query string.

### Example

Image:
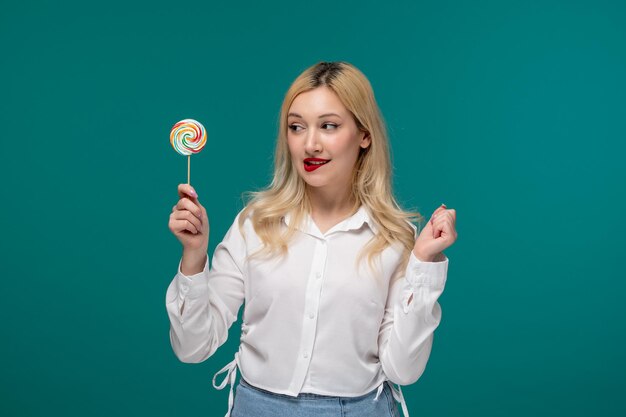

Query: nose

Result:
[304,129,322,155]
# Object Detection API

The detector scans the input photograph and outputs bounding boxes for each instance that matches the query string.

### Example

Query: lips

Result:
[304,158,330,172]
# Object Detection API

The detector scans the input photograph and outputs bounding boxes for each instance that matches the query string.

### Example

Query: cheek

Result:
[286,138,301,165]
[286,137,297,155]
[335,137,362,162]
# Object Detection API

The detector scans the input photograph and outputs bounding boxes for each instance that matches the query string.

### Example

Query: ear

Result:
[360,132,371,149]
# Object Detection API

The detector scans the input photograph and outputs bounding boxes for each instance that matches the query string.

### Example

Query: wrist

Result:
[412,249,441,262]
[181,249,207,276]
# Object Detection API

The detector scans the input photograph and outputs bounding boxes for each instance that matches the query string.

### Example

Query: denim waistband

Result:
[239,378,386,401]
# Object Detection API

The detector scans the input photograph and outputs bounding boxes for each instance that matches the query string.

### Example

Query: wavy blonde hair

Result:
[239,61,423,273]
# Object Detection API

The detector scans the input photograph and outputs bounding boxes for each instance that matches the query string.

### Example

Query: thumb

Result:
[430,204,446,238]
[178,183,199,201]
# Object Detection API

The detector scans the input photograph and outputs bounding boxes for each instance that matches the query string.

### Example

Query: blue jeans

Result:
[231,378,401,417]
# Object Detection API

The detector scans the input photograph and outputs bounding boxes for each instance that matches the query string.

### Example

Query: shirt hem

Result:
[239,373,389,398]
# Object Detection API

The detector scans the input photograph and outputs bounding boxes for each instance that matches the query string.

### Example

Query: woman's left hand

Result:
[413,204,457,262]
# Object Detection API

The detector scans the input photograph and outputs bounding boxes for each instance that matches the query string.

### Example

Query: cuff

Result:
[175,255,210,299]
[401,252,449,313]
[405,252,449,290]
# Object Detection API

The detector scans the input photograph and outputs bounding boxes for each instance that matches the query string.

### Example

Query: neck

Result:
[306,185,357,217]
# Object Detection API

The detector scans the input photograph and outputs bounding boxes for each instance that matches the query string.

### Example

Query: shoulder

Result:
[229,206,268,243]
[215,209,260,258]
[231,207,254,235]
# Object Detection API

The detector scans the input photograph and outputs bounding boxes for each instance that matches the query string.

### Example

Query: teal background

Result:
[1,0,625,416]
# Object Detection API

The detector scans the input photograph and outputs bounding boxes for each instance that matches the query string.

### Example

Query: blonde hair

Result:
[239,61,423,273]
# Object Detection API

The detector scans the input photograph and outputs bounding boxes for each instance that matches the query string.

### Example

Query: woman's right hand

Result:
[168,184,209,254]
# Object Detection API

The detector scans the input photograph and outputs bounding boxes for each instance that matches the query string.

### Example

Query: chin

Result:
[302,178,328,188]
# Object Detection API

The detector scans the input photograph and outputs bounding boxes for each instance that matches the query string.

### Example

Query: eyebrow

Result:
[288,112,342,119]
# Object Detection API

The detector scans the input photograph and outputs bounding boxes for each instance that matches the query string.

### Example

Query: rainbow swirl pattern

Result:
[170,119,207,156]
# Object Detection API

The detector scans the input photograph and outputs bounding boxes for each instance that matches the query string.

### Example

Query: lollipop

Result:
[170,119,207,184]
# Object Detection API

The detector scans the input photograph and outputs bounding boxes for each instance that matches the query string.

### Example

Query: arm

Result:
[378,252,449,385]
[165,216,246,363]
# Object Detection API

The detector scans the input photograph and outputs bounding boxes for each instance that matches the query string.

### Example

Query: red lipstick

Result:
[304,158,330,172]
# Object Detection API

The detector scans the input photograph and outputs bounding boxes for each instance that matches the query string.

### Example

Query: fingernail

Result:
[190,188,197,197]
[441,203,446,208]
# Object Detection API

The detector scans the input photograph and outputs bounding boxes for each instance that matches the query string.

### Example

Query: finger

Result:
[432,216,444,239]
[178,183,198,201]
[442,208,456,223]
[432,208,455,224]
[175,198,203,222]
[432,214,449,237]
[433,216,455,239]
[175,197,202,218]
[430,205,447,225]
[197,200,207,221]
[446,210,456,228]
[172,209,203,233]
[170,218,199,235]
[433,220,443,238]
[432,205,446,217]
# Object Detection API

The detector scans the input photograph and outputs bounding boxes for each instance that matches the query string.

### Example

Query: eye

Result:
[321,123,339,130]
[288,124,304,132]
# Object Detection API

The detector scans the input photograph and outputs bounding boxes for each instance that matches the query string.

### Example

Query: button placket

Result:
[288,237,328,393]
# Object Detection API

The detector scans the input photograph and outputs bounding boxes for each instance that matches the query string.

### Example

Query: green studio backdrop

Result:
[1,0,625,416]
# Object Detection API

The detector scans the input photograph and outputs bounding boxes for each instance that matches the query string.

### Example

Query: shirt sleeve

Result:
[378,251,449,385]
[165,215,247,363]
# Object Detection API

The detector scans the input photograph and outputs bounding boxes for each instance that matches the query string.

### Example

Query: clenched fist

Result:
[413,204,457,262]
[168,184,209,274]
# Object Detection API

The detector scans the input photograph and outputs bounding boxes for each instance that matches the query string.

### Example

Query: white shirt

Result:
[165,206,449,417]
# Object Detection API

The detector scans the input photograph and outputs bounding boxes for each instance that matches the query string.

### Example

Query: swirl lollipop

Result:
[170,119,207,184]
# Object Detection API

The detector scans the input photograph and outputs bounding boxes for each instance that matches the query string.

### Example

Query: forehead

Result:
[288,86,348,117]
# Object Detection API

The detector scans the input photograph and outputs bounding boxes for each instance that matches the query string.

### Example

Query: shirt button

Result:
[316,272,322,279]
[308,313,315,319]
[181,285,188,293]
[303,352,309,358]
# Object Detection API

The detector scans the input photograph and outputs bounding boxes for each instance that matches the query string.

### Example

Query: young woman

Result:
[166,61,457,417]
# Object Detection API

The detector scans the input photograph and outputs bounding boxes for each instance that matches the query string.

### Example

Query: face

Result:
[286,86,371,194]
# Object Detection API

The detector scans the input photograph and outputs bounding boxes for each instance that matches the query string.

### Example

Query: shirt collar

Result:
[283,205,379,237]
